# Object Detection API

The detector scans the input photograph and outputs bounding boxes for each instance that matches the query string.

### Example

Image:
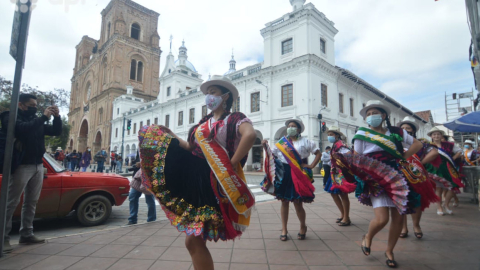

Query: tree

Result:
[45,117,71,153]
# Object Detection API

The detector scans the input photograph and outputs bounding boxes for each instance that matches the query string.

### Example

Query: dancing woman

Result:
[425,127,463,215]
[139,75,257,270]
[324,126,356,226]
[261,118,321,241]
[397,116,440,239]
[331,100,424,268]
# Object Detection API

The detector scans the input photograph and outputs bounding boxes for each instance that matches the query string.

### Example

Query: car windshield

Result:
[44,153,66,173]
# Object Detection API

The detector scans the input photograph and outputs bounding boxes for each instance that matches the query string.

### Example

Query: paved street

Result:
[1,191,479,270]
[8,173,325,243]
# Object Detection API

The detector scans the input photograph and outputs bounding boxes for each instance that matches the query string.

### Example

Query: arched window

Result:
[130,59,137,80]
[131,23,140,40]
[129,59,143,82]
[98,108,103,123]
[137,61,143,82]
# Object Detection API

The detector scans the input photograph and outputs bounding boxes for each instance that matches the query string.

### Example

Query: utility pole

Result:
[317,106,326,151]
[120,116,125,172]
[0,0,33,257]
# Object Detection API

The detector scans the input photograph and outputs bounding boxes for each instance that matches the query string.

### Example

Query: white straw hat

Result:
[285,118,305,133]
[465,139,475,145]
[397,116,419,131]
[427,127,446,137]
[200,75,239,101]
[359,100,391,118]
[326,126,346,138]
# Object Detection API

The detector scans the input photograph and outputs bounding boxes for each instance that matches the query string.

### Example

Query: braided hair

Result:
[378,108,405,155]
[188,85,234,143]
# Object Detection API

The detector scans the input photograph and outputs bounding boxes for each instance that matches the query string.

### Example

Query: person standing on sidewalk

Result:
[69,150,80,171]
[110,151,117,172]
[321,146,331,189]
[80,147,91,172]
[95,148,107,172]
[116,155,123,173]
[127,162,156,225]
[0,93,62,253]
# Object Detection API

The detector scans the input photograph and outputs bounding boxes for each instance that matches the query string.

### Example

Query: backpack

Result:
[58,151,65,161]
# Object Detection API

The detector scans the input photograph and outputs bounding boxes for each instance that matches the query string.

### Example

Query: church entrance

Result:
[78,120,89,152]
[93,131,102,156]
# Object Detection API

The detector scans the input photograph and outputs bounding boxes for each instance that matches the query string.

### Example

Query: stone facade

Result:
[67,0,161,155]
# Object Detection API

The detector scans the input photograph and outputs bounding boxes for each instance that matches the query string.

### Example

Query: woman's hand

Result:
[262,140,268,146]
[159,125,175,136]
[302,163,312,169]
[231,160,239,173]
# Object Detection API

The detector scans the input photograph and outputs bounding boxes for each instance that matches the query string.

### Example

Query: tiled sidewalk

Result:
[1,193,479,270]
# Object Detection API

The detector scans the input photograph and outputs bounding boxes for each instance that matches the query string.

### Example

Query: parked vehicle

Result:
[0,153,130,226]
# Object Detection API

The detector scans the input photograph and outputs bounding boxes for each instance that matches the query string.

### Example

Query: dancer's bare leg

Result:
[293,201,307,235]
[281,200,289,235]
[411,207,423,235]
[330,194,344,220]
[339,193,350,223]
[386,209,403,266]
[185,235,213,270]
[364,207,389,255]
[436,187,444,213]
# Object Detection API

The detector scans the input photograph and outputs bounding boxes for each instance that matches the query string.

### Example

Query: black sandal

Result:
[399,231,408,238]
[297,227,307,240]
[385,252,398,268]
[336,218,343,223]
[414,232,423,239]
[338,220,351,226]
[361,234,370,256]
[280,234,288,241]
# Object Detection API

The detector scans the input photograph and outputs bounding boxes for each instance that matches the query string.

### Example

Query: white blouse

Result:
[354,129,414,155]
[272,137,320,164]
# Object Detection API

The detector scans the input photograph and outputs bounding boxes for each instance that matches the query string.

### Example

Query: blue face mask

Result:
[464,145,471,149]
[366,115,383,128]
[328,136,336,143]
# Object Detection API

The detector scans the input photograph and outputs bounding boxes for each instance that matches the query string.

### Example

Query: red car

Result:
[0,153,130,226]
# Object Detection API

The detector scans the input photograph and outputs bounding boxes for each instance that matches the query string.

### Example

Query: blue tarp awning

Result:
[443,111,480,132]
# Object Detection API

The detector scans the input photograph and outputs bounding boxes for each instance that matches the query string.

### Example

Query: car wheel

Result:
[76,195,112,226]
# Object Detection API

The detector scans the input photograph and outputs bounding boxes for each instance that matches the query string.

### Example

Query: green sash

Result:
[353,127,404,160]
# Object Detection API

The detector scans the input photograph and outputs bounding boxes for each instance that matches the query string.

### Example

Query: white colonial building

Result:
[110,0,432,171]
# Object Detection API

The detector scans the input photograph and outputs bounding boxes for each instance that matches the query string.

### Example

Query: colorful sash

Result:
[464,150,476,166]
[275,136,315,197]
[195,120,254,236]
[330,140,357,193]
[261,143,276,195]
[353,127,403,160]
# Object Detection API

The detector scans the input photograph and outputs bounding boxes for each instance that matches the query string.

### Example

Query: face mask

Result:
[328,136,336,143]
[88,149,91,151]
[22,106,37,116]
[366,114,383,128]
[287,127,298,137]
[465,145,470,149]
[205,93,228,111]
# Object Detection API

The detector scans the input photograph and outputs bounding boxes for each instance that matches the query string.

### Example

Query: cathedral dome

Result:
[174,59,197,72]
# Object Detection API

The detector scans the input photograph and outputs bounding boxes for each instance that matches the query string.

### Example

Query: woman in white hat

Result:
[333,100,424,268]
[262,118,321,241]
[397,116,441,239]
[425,127,464,215]
[324,126,356,226]
[463,139,479,166]
[139,75,257,270]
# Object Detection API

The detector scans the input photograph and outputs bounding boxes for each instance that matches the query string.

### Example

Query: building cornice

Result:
[101,0,159,17]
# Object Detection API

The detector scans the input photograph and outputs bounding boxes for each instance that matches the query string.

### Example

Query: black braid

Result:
[379,108,405,155]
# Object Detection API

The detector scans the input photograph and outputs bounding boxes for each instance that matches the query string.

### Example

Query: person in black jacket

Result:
[1,93,62,253]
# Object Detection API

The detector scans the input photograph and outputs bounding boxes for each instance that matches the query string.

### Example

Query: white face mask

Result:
[287,127,298,137]
[205,93,229,111]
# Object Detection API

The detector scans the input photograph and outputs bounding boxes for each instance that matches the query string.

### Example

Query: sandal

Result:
[297,226,307,240]
[361,234,370,256]
[399,231,408,238]
[385,252,398,268]
[414,232,423,239]
[338,220,351,226]
[336,218,343,223]
[280,234,288,241]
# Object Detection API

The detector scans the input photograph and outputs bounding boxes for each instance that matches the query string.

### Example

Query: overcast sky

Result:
[0,0,474,123]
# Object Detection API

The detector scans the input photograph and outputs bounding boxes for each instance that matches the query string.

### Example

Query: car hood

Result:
[60,172,130,187]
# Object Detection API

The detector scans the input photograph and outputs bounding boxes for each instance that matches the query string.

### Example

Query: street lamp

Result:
[255,79,268,104]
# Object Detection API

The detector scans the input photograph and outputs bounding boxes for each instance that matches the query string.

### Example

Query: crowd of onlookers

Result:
[51,147,137,173]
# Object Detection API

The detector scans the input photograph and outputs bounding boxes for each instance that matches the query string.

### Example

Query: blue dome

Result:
[224,69,235,75]
[174,59,197,72]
